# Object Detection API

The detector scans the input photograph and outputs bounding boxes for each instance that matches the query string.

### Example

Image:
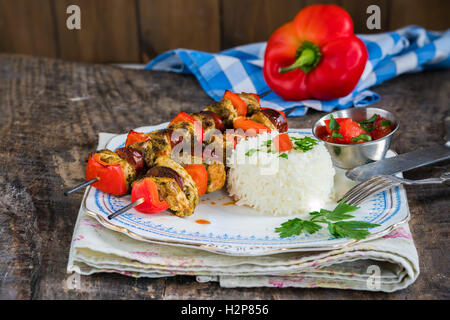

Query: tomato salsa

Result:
[315,114,394,144]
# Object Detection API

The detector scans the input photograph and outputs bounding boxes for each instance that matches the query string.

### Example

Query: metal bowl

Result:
[312,107,399,169]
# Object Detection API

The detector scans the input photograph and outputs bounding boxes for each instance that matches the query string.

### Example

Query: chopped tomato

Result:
[125,130,149,147]
[272,133,293,152]
[85,153,128,195]
[184,164,208,196]
[233,117,270,137]
[339,119,367,144]
[223,91,247,116]
[318,114,394,144]
[371,116,393,140]
[131,178,169,214]
[324,118,351,135]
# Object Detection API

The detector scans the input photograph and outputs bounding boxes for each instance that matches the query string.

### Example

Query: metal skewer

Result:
[107,197,145,220]
[259,90,272,98]
[64,177,99,196]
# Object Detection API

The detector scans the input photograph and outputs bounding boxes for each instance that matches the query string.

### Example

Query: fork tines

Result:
[338,176,400,206]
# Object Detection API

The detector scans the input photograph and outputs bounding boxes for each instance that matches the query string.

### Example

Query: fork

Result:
[338,172,450,206]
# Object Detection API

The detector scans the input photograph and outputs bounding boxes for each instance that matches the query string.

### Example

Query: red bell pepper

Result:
[263,4,368,101]
[223,91,247,116]
[233,117,270,137]
[272,133,293,152]
[184,164,208,196]
[131,178,170,214]
[125,130,149,147]
[85,153,128,196]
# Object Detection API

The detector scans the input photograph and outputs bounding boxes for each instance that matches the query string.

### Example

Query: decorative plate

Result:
[83,124,410,256]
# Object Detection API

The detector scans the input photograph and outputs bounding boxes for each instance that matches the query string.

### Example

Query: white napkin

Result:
[67,133,419,292]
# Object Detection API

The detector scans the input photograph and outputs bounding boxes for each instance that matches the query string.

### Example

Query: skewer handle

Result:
[64,178,99,196]
[107,197,145,220]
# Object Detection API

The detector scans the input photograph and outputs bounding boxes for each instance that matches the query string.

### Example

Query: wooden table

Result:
[0,54,448,300]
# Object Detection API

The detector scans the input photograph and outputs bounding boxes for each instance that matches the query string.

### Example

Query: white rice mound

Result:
[227,131,335,215]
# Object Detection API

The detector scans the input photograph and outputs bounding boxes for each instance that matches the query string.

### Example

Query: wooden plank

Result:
[221,0,306,49]
[53,0,140,63]
[0,0,58,57]
[389,0,450,31]
[137,0,221,62]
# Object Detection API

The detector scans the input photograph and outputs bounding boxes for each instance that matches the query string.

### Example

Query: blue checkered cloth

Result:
[146,26,450,116]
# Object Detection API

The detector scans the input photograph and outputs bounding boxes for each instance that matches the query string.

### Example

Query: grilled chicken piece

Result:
[174,153,225,193]
[203,132,245,165]
[147,129,172,158]
[204,99,238,128]
[129,139,156,167]
[238,93,260,116]
[167,121,197,140]
[191,112,216,139]
[95,149,137,190]
[128,129,173,168]
[150,176,191,214]
[154,156,199,216]
[205,163,226,193]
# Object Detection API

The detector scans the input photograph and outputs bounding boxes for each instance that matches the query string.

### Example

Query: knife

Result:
[346,113,450,182]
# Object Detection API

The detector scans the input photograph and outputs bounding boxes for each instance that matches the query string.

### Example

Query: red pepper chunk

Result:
[169,112,204,142]
[125,130,149,147]
[233,117,270,137]
[263,4,368,101]
[272,133,293,152]
[223,91,247,116]
[85,153,128,195]
[131,178,169,214]
[184,164,208,196]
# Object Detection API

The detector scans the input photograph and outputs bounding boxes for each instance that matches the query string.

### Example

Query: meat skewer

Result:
[65,91,288,218]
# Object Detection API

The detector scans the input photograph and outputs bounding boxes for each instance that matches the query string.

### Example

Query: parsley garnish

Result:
[263,140,272,147]
[359,114,378,124]
[279,153,288,159]
[361,124,375,132]
[380,120,391,127]
[328,114,340,131]
[291,136,318,152]
[350,133,372,143]
[331,132,343,138]
[327,115,342,143]
[275,199,380,240]
[245,148,259,156]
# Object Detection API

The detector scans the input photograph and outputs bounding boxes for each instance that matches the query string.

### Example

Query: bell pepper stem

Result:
[278,41,322,74]
[279,48,316,73]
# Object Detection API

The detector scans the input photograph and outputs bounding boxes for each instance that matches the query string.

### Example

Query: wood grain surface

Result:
[0,54,448,299]
[0,0,449,62]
